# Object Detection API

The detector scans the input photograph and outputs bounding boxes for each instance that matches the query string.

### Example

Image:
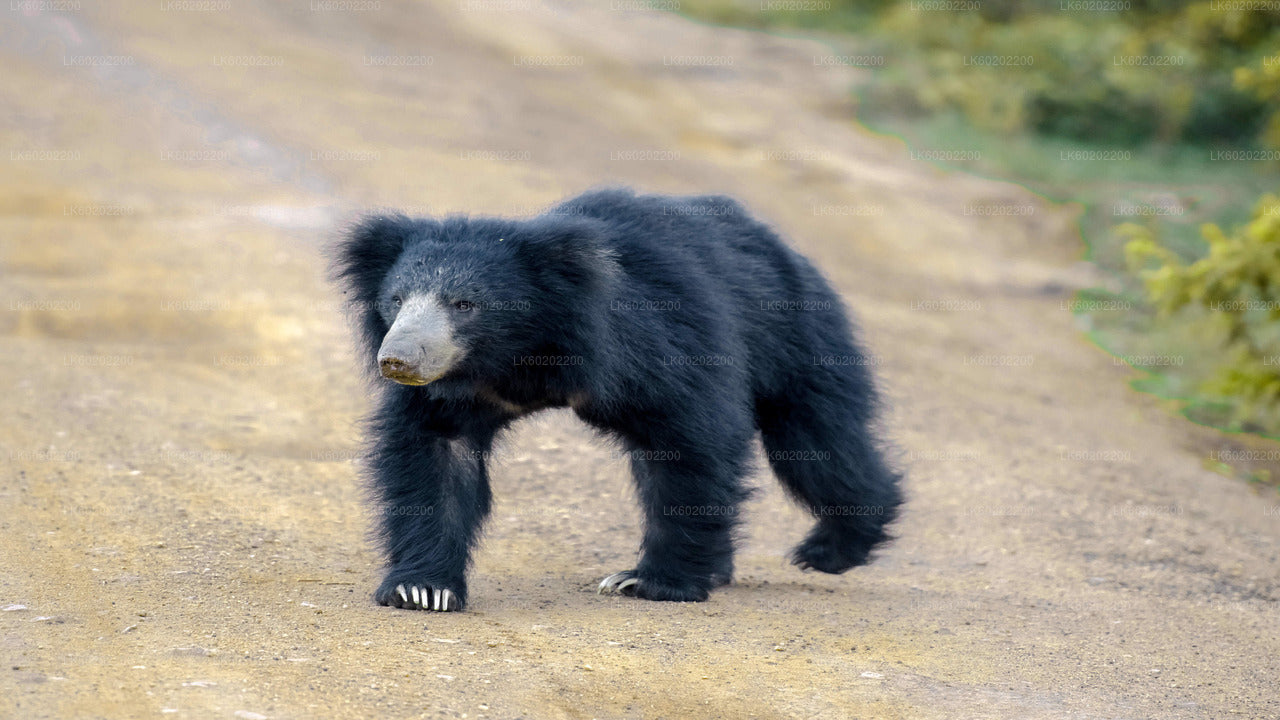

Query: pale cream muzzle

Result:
[377,295,463,385]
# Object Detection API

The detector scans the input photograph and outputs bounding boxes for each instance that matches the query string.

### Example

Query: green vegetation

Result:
[686,1,1279,145]
[1124,195,1280,434]
[682,0,1280,438]
[869,1,1276,145]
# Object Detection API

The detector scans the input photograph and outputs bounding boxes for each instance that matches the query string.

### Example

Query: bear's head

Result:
[333,213,617,388]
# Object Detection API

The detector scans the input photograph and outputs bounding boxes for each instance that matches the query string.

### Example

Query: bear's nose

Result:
[379,356,415,378]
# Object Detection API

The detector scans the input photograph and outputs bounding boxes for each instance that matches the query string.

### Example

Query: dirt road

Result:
[2,3,1277,718]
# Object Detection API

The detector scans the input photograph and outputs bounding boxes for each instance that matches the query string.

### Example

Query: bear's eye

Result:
[453,300,474,312]
[392,295,402,308]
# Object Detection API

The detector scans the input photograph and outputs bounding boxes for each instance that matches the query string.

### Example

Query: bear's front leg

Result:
[599,430,753,602]
[369,396,495,612]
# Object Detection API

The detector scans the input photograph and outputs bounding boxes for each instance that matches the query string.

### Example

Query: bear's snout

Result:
[378,356,425,384]
[376,295,461,386]
[377,343,458,385]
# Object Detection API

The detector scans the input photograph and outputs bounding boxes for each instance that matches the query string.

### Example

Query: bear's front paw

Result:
[376,576,463,612]
[597,570,710,602]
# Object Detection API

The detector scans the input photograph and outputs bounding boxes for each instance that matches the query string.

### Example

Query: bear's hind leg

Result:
[758,371,902,574]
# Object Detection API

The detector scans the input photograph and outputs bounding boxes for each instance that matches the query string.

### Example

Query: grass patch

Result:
[850,107,1278,438]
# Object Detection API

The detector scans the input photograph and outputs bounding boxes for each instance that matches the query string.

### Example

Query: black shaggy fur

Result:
[332,188,902,611]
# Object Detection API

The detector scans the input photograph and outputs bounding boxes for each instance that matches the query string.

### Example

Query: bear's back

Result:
[545,189,851,394]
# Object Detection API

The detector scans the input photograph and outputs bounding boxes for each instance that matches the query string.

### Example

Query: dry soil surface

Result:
[2,3,1278,719]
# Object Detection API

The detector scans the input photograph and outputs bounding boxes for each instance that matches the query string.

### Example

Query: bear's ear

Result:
[330,215,413,361]
[516,217,618,294]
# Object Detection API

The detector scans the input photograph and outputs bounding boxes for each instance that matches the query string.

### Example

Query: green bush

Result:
[1123,194,1280,433]
[866,1,1278,145]
[685,1,1279,146]
[1236,54,1280,150]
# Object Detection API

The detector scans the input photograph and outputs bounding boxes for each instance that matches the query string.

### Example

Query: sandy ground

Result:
[2,3,1278,719]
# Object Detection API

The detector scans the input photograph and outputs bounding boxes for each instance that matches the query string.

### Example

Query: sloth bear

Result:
[333,188,901,612]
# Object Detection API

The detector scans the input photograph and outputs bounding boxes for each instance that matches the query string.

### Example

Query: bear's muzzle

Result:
[377,295,461,385]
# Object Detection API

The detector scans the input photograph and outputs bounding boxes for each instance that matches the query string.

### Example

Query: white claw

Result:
[599,572,634,594]
[434,588,442,611]
[397,584,408,604]
[411,585,421,607]
[616,578,640,592]
[442,590,455,611]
